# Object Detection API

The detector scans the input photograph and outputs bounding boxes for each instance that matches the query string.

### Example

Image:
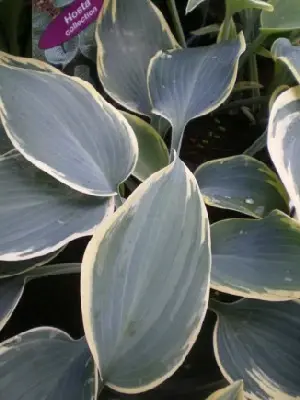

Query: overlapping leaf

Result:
[0,152,114,261]
[148,32,246,152]
[211,210,300,300]
[122,112,169,181]
[226,0,273,14]
[267,85,300,219]
[0,262,81,331]
[0,61,138,196]
[0,50,61,73]
[206,380,244,400]
[0,247,65,278]
[185,0,207,14]
[261,0,300,32]
[0,277,24,331]
[81,156,211,393]
[0,328,98,399]
[271,38,300,84]
[95,0,179,115]
[195,155,288,218]
[212,299,300,400]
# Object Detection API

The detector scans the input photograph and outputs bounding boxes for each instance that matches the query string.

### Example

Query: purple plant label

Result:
[38,0,104,49]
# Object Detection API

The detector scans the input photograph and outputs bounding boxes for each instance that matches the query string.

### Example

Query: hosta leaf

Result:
[74,65,95,85]
[267,85,300,220]
[211,210,300,300]
[122,111,169,181]
[0,328,98,400]
[194,155,289,218]
[226,0,273,14]
[0,50,61,73]
[186,0,207,14]
[271,38,300,84]
[44,35,79,68]
[96,0,179,115]
[79,22,97,61]
[0,64,138,196]
[81,156,211,393]
[53,0,73,6]
[0,262,81,330]
[0,247,65,278]
[212,299,300,400]
[261,0,300,33]
[148,32,245,152]
[0,277,24,331]
[206,380,244,400]
[32,10,52,61]
[0,152,114,261]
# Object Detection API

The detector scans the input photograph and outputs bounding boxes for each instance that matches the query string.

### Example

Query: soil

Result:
[0,1,276,398]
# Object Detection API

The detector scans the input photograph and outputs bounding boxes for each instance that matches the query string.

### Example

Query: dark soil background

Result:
[0,1,276,398]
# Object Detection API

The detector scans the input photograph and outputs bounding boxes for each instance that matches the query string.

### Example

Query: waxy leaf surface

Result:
[81,157,211,393]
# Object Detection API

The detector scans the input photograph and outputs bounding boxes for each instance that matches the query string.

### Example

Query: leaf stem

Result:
[25,263,81,281]
[220,9,232,41]
[167,0,186,47]
[243,130,267,156]
[215,95,269,113]
[238,31,267,71]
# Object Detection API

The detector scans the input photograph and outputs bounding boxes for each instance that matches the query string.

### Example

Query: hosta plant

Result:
[1,1,300,399]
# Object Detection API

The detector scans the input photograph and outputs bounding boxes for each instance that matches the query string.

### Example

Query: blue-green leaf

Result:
[122,111,169,181]
[212,299,300,400]
[96,0,179,115]
[0,60,138,197]
[267,85,300,219]
[186,0,207,14]
[81,156,211,393]
[211,210,300,300]
[0,328,98,400]
[148,32,245,152]
[44,36,79,68]
[0,152,114,261]
[271,38,300,84]
[194,155,289,218]
[0,277,24,331]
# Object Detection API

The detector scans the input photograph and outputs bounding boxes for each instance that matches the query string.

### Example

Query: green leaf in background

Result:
[261,0,300,33]
[211,210,300,300]
[206,380,244,400]
[81,156,211,393]
[0,328,98,400]
[148,32,245,152]
[271,38,300,83]
[211,299,300,400]
[185,0,207,14]
[0,247,65,279]
[226,0,273,14]
[0,277,24,331]
[0,152,114,261]
[194,155,289,218]
[0,62,138,196]
[96,0,179,116]
[122,111,169,181]
[267,85,300,219]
